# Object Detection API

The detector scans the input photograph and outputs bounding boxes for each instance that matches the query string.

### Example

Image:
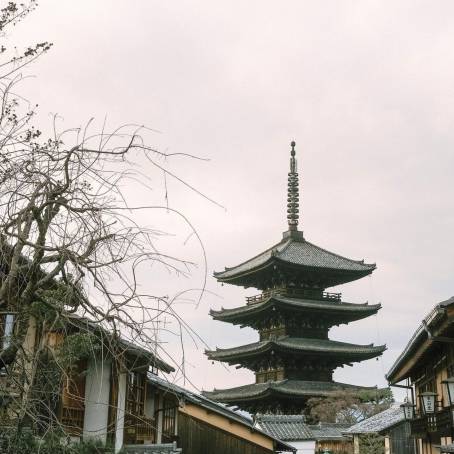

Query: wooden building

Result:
[203,142,386,414]
[343,404,414,454]
[386,296,454,454]
[146,374,295,454]
[0,313,294,453]
[255,414,352,454]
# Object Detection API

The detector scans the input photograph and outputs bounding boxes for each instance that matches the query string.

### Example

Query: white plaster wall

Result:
[115,372,127,453]
[287,440,316,454]
[83,358,112,444]
[144,387,155,419]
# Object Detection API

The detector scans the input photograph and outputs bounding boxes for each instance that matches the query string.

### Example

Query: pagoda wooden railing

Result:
[246,288,341,304]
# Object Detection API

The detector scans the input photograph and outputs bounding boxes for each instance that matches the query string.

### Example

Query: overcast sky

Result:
[10,1,454,399]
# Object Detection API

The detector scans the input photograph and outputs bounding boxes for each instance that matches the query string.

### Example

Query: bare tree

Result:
[0,1,211,446]
[306,389,394,424]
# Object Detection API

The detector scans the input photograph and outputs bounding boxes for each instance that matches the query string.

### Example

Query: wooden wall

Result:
[177,412,275,454]
[316,440,353,454]
[388,422,416,454]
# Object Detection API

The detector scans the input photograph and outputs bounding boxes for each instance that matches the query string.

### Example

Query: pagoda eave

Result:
[202,379,379,403]
[210,296,381,327]
[215,257,375,290]
[206,338,386,365]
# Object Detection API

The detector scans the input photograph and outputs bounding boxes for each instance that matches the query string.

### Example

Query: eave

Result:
[206,337,386,365]
[203,379,378,403]
[386,296,454,384]
[210,296,381,327]
[214,230,375,290]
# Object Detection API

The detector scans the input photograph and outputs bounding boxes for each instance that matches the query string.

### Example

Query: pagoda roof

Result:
[214,230,375,289]
[202,379,378,403]
[206,337,385,363]
[211,295,381,326]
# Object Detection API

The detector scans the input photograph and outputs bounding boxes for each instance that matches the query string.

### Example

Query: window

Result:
[162,397,176,443]
[126,371,146,416]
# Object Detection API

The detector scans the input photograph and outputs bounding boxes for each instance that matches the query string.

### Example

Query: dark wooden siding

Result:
[389,422,416,454]
[316,440,353,454]
[178,412,275,454]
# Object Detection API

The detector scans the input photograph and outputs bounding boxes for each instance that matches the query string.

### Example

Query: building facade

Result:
[0,312,294,453]
[386,296,454,454]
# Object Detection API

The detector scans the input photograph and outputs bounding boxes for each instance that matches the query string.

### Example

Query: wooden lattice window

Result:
[126,371,146,416]
[162,397,176,443]
[60,361,86,435]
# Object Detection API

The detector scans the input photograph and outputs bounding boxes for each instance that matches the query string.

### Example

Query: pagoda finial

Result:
[287,141,299,231]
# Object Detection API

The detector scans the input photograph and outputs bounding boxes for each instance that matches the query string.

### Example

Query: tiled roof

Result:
[214,231,375,281]
[343,405,405,434]
[256,415,313,441]
[66,313,175,373]
[206,337,385,361]
[386,296,454,384]
[255,415,351,442]
[309,423,351,440]
[203,380,377,402]
[211,296,381,320]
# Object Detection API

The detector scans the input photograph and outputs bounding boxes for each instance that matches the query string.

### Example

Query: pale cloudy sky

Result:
[10,1,454,398]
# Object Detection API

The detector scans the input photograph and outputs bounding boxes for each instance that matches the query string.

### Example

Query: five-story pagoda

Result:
[203,142,386,414]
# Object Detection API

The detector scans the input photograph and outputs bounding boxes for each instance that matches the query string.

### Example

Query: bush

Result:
[0,429,112,454]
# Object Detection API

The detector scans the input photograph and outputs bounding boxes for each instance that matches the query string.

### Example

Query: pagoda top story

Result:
[214,141,375,291]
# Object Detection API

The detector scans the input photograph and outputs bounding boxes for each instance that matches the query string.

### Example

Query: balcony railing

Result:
[125,415,156,443]
[61,406,84,435]
[410,407,453,438]
[246,287,341,304]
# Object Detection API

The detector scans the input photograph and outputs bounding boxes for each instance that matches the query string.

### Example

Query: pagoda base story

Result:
[202,379,378,415]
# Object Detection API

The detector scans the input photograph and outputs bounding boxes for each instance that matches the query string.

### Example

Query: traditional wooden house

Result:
[255,414,352,454]
[203,142,386,414]
[386,296,454,454]
[145,374,295,454]
[343,404,414,454]
[0,312,175,450]
[0,312,295,453]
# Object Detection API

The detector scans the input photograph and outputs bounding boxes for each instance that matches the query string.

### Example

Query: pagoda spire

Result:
[287,140,299,231]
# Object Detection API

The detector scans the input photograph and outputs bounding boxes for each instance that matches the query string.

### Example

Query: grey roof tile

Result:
[255,416,351,442]
[256,415,313,441]
[343,405,405,434]
[309,423,351,440]
[215,235,375,280]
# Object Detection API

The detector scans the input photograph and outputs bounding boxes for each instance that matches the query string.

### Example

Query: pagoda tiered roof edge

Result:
[214,232,376,284]
[210,295,381,321]
[206,337,386,362]
[202,379,379,402]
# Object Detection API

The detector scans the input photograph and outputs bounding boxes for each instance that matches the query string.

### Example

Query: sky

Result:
[8,0,454,399]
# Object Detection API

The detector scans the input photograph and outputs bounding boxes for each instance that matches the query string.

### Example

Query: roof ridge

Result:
[304,239,375,268]
[214,237,288,274]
